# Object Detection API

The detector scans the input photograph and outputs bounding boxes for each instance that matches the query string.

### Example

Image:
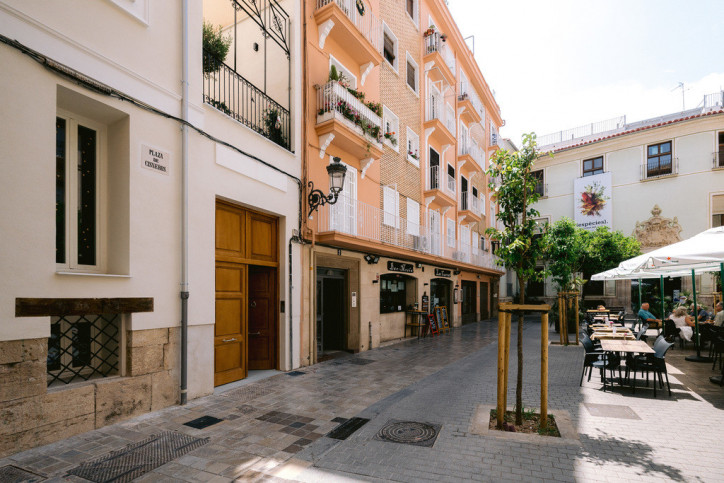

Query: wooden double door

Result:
[215,201,278,387]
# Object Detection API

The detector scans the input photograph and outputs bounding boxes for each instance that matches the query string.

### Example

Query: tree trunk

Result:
[516,278,526,426]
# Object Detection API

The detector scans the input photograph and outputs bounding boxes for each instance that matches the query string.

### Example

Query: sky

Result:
[446,0,724,146]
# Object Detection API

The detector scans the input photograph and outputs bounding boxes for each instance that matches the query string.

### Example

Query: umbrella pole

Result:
[686,268,713,363]
[637,278,642,328]
[660,275,665,337]
[720,262,724,305]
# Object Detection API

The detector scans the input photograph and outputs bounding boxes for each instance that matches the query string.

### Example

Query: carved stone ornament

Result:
[632,205,682,249]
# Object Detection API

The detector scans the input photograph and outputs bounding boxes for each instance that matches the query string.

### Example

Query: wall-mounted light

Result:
[308,157,347,217]
[253,42,259,51]
[364,254,380,264]
[415,262,423,268]
[453,270,461,275]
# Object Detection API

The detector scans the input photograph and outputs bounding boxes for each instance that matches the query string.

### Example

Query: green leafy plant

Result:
[486,133,549,427]
[207,98,230,115]
[263,108,287,147]
[202,21,232,74]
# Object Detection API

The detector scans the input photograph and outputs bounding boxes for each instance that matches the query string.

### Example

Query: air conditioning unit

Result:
[412,235,429,251]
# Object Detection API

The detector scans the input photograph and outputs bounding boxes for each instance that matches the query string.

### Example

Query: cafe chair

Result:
[635,323,649,342]
[663,319,685,348]
[631,338,673,397]
[710,334,724,371]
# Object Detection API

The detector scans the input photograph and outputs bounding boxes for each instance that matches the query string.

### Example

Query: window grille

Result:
[47,314,120,386]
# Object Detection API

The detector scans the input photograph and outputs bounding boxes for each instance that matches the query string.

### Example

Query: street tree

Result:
[486,133,548,426]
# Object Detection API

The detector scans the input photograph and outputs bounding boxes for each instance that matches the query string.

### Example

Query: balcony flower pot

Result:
[202,21,231,75]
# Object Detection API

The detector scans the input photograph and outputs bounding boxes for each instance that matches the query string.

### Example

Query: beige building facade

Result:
[0,0,303,456]
[529,98,724,309]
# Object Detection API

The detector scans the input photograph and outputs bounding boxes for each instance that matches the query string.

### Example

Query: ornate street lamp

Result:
[308,157,347,217]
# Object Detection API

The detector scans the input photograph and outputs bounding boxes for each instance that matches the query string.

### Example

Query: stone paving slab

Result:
[2,319,723,482]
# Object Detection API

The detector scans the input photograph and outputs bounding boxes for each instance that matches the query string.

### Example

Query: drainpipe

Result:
[180,0,190,405]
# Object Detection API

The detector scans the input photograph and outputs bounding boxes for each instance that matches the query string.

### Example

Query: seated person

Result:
[715,302,724,327]
[638,302,662,328]
[669,306,695,341]
[597,304,606,311]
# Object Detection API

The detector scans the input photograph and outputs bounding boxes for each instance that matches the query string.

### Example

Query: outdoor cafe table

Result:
[599,339,655,390]
[590,328,635,340]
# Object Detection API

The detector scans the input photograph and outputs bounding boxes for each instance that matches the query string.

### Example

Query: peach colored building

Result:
[301,0,504,364]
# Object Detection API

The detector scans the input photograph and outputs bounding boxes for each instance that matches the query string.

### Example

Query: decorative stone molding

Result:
[318,19,334,49]
[360,157,374,179]
[632,205,682,250]
[318,133,335,158]
[360,62,373,86]
[425,196,436,207]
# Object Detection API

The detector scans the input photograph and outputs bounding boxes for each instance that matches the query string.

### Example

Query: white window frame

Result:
[405,52,419,96]
[381,22,399,73]
[382,106,400,152]
[406,198,420,236]
[56,110,106,273]
[383,185,400,228]
[405,0,419,28]
[406,127,420,167]
[446,218,456,248]
[329,55,357,88]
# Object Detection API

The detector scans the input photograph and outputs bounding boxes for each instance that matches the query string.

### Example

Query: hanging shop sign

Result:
[141,144,170,175]
[434,268,451,278]
[573,171,612,230]
[387,261,414,273]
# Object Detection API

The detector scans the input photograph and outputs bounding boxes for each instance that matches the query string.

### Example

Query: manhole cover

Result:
[183,415,223,429]
[584,403,640,420]
[67,431,208,483]
[0,465,44,483]
[375,420,441,447]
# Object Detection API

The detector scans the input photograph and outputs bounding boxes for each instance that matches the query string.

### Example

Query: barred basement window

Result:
[47,314,120,386]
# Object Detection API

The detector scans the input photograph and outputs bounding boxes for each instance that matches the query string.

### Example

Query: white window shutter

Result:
[406,199,419,236]
[447,218,455,247]
[383,186,395,226]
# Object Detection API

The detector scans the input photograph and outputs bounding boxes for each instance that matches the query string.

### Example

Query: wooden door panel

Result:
[215,342,243,373]
[215,299,243,336]
[216,205,245,258]
[249,214,277,262]
[248,266,277,370]
[216,266,243,292]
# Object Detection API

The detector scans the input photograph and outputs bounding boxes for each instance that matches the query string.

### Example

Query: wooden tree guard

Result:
[496,303,552,429]
[557,291,580,346]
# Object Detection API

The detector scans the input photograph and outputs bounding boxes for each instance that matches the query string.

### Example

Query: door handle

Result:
[250,301,257,308]
[222,338,237,343]
[249,332,261,336]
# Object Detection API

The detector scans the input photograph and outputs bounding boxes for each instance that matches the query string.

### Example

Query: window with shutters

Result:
[382,106,399,151]
[446,218,456,248]
[383,185,399,228]
[406,198,420,236]
[716,132,724,168]
[382,23,398,71]
[406,0,418,26]
[406,127,420,166]
[406,52,418,94]
[713,194,724,228]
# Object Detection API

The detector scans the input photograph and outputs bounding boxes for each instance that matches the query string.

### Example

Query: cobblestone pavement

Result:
[2,319,724,482]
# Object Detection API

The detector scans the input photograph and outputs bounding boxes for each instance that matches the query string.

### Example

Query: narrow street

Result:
[3,319,723,482]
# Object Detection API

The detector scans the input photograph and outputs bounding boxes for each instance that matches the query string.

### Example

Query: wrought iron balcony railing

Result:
[316,194,501,271]
[714,152,724,169]
[458,82,485,119]
[203,50,291,150]
[424,31,456,74]
[316,80,382,144]
[315,0,382,53]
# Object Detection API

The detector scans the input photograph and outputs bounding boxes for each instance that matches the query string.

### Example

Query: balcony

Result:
[458,82,485,123]
[458,191,482,223]
[424,97,456,147]
[423,31,456,86]
[203,51,291,151]
[315,195,502,273]
[457,136,484,175]
[641,157,678,181]
[424,165,455,208]
[714,152,724,169]
[314,0,383,69]
[315,81,383,160]
[489,126,500,150]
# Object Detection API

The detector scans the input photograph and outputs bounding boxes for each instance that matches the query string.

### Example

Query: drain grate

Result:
[183,415,224,429]
[0,465,44,483]
[331,358,374,366]
[326,417,370,440]
[374,420,441,447]
[67,431,209,482]
[584,403,640,420]
[286,370,306,376]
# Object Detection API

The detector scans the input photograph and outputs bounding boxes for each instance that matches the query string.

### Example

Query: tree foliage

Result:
[485,133,548,287]
[579,226,641,276]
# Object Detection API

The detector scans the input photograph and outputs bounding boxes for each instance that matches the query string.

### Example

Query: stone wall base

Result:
[0,327,180,458]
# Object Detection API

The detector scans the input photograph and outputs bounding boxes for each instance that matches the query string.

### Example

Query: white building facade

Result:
[529,98,724,309]
[0,0,302,456]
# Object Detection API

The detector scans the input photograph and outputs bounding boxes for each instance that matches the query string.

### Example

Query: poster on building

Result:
[573,171,612,230]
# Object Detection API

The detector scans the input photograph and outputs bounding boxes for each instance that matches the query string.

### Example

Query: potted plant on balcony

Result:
[424,25,437,37]
[263,108,286,148]
[202,21,232,75]
[440,33,448,42]
[408,149,419,161]
[384,131,397,146]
